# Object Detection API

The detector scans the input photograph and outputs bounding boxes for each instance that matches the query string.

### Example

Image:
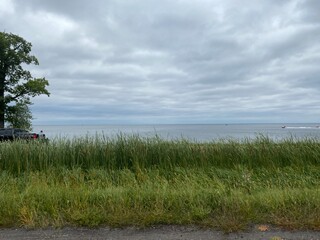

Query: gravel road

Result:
[0,225,319,240]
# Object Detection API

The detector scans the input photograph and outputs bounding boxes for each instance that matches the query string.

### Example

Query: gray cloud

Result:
[1,0,320,125]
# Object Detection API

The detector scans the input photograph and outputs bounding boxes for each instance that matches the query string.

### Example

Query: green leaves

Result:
[24,78,50,97]
[0,31,50,128]
[6,102,33,130]
[0,32,38,67]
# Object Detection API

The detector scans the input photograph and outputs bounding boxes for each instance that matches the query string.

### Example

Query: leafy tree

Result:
[0,32,50,128]
[6,102,33,130]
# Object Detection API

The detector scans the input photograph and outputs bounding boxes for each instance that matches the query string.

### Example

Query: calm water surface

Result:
[33,124,320,142]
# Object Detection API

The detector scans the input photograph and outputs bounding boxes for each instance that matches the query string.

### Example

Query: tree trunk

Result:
[0,73,5,128]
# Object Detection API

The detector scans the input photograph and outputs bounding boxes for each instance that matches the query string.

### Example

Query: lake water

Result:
[32,123,320,142]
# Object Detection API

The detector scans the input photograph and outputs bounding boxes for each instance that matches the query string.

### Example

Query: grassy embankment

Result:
[0,135,320,232]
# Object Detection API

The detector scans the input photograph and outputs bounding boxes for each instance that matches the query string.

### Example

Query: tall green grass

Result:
[0,135,319,174]
[0,135,320,231]
[0,167,320,230]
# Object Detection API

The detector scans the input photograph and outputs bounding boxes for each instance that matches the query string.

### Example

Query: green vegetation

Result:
[0,31,50,129]
[0,135,320,231]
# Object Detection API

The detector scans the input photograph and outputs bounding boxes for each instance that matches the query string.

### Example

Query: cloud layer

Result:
[1,0,319,124]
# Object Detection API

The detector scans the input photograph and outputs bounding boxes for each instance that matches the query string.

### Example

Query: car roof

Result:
[0,128,28,131]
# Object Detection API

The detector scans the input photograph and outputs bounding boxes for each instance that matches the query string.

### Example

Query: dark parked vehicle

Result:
[0,128,47,141]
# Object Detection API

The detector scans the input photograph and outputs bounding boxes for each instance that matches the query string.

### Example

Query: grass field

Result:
[0,135,320,232]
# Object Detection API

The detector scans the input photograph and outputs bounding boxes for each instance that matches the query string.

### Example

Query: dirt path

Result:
[0,225,319,240]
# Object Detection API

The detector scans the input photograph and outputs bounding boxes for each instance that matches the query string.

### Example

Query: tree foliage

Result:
[0,32,50,128]
[6,102,33,130]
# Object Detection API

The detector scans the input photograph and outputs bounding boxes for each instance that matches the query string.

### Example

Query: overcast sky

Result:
[1,0,319,125]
